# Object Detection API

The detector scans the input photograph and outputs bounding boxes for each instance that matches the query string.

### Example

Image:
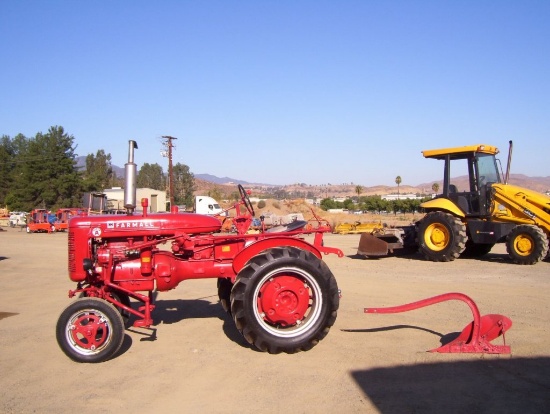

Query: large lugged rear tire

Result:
[506,225,549,265]
[56,298,125,363]
[231,247,339,354]
[416,212,467,262]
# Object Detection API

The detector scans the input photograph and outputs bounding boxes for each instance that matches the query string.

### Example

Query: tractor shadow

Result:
[0,256,8,261]
[124,297,251,350]
[350,356,550,413]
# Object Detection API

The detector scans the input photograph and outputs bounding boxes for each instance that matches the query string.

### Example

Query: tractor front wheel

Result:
[506,225,549,265]
[56,298,125,363]
[416,212,467,262]
[231,247,339,354]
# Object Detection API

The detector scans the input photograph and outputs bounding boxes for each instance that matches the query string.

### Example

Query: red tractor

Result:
[27,209,56,233]
[56,141,343,363]
[53,208,78,232]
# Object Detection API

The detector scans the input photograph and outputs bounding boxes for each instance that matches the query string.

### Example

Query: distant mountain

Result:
[194,173,253,186]
[78,156,549,196]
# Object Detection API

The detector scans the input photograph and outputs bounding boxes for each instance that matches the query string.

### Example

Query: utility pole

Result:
[161,135,177,209]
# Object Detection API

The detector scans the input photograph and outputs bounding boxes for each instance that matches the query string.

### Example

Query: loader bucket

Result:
[357,233,393,256]
[357,231,405,257]
[365,292,512,354]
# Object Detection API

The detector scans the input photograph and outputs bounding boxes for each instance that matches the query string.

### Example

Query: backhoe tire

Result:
[506,225,549,265]
[56,298,125,363]
[461,239,494,258]
[231,247,339,354]
[416,212,467,262]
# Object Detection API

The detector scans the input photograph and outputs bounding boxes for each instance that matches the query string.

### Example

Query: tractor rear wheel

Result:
[56,298,125,363]
[231,247,339,354]
[506,225,549,265]
[416,212,467,262]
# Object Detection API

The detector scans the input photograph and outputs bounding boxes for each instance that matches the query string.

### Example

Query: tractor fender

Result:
[420,198,465,218]
[232,236,322,275]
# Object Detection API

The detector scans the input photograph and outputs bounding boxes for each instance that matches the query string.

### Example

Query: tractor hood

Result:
[69,212,222,237]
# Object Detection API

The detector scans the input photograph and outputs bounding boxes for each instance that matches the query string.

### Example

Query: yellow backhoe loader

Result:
[358,141,550,265]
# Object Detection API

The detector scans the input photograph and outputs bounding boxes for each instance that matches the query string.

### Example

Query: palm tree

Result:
[432,182,440,194]
[355,185,363,198]
[395,176,402,199]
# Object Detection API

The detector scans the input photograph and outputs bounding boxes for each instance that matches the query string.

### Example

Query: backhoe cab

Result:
[417,142,550,264]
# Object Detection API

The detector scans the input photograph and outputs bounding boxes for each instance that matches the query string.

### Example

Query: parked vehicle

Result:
[56,141,343,363]
[358,141,550,264]
[26,209,56,233]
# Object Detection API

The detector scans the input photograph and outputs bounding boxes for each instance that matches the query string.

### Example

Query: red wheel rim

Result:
[258,275,311,326]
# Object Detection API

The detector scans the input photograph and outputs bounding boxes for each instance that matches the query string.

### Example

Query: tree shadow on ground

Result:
[351,356,550,414]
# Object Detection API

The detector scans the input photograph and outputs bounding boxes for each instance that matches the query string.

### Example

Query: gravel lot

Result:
[1,228,549,413]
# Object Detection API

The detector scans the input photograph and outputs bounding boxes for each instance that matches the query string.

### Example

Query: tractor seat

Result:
[266,220,307,233]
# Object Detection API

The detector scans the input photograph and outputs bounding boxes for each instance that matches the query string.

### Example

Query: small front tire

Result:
[56,298,125,363]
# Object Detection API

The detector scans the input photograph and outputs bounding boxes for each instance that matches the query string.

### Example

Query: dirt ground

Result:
[1,227,549,413]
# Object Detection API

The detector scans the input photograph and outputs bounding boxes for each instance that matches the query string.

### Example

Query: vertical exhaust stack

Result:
[505,140,513,184]
[124,140,138,213]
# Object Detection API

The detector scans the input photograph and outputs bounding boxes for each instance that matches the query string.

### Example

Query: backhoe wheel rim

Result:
[424,223,450,252]
[64,308,113,356]
[514,234,534,256]
[253,267,322,338]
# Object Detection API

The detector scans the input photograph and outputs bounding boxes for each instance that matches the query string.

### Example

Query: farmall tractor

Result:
[56,141,342,363]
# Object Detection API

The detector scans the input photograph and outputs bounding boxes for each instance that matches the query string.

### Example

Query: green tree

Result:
[208,187,224,202]
[343,198,355,210]
[9,126,81,211]
[355,185,363,199]
[0,135,15,205]
[395,175,402,198]
[137,163,165,190]
[432,182,440,194]
[82,149,115,191]
[172,163,195,207]
[320,198,337,211]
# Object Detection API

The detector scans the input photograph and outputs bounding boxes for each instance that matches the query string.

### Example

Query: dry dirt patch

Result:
[1,229,549,413]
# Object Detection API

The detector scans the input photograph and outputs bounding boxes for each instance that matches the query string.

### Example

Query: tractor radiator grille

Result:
[68,232,76,274]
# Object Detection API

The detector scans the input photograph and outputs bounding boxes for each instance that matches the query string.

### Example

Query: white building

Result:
[103,187,167,212]
[381,193,425,201]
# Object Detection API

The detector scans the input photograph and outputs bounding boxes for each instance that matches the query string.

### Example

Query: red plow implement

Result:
[365,293,512,354]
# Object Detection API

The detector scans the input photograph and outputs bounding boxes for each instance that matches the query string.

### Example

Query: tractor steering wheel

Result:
[238,184,255,217]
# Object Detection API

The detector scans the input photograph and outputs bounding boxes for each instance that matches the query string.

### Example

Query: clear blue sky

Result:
[1,1,549,187]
